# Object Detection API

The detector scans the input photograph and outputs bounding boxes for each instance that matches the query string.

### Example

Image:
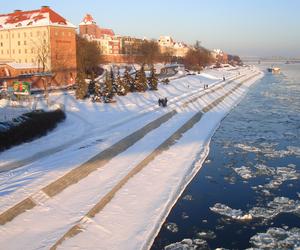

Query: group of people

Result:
[158,97,168,107]
[203,84,209,89]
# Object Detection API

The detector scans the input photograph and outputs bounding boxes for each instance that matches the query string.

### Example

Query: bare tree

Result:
[30,36,50,72]
[30,36,51,100]
[76,35,102,77]
[135,39,161,65]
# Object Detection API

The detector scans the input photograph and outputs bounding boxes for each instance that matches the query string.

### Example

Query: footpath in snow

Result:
[0,66,263,250]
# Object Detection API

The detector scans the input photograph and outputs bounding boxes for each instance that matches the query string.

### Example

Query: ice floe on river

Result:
[164,238,209,250]
[232,163,299,192]
[165,222,179,233]
[248,227,300,249]
[210,196,300,222]
[234,143,300,159]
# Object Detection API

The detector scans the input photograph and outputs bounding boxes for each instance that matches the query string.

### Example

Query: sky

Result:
[1,0,300,58]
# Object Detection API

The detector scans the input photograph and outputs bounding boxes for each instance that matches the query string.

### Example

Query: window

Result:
[7,50,9,54]
[25,49,27,54]
[44,31,46,36]
[12,33,14,38]
[24,32,26,37]
[0,42,2,47]
[25,59,27,63]
[19,49,21,54]
[30,32,32,37]
[18,33,20,38]
[12,49,15,54]
[18,41,20,46]
[24,41,26,45]
[31,48,34,53]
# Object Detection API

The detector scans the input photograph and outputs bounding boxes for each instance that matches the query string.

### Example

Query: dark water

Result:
[151,63,300,249]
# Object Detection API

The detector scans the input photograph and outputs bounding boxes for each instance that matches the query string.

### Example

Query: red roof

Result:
[0,6,73,28]
[81,14,95,24]
[101,28,115,36]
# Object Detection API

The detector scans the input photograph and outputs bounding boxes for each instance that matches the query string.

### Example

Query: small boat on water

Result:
[267,66,281,74]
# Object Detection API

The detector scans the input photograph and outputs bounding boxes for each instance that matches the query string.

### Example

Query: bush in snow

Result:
[0,109,66,151]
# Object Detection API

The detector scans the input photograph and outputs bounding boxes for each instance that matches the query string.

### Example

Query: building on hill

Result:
[158,35,189,58]
[0,6,77,88]
[79,14,144,63]
[79,14,121,55]
[211,49,228,64]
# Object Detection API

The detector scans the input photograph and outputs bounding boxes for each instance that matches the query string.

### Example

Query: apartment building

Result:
[0,6,77,87]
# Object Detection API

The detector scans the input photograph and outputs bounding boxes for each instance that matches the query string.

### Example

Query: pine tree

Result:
[111,69,118,94]
[75,72,88,99]
[103,70,114,102]
[115,72,127,96]
[124,68,135,92]
[93,80,102,102]
[135,65,148,92]
[148,67,158,90]
[88,80,95,96]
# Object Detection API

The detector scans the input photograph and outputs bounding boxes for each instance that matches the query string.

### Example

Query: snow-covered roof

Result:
[0,6,76,30]
[79,14,96,25]
[4,62,39,69]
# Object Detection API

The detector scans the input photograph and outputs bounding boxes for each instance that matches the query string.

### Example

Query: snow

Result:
[0,66,263,249]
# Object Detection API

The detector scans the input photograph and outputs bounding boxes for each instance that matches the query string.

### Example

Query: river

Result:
[151,63,300,249]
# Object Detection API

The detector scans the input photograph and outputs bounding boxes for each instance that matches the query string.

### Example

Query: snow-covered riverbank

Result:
[0,66,263,250]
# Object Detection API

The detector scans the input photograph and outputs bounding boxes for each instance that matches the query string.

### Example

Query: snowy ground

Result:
[0,66,263,249]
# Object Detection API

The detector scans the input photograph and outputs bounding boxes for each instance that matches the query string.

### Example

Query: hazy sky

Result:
[2,0,300,57]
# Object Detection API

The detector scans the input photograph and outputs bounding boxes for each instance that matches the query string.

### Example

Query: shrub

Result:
[0,109,66,151]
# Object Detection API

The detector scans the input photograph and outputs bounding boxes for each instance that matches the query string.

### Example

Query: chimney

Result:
[41,6,50,9]
[14,10,22,13]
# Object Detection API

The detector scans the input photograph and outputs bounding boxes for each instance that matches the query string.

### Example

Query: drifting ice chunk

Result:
[182,195,193,201]
[234,143,261,153]
[249,197,300,220]
[196,230,216,240]
[254,164,276,176]
[209,203,252,220]
[165,222,179,233]
[211,197,300,222]
[164,238,208,250]
[249,227,300,249]
[233,166,253,179]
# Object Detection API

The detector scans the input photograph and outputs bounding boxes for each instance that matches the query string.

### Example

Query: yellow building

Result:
[0,6,77,86]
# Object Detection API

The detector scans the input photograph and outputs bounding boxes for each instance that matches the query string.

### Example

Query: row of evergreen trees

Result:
[76,65,159,102]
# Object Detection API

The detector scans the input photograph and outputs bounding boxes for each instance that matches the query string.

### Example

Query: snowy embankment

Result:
[57,70,263,250]
[0,66,263,250]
